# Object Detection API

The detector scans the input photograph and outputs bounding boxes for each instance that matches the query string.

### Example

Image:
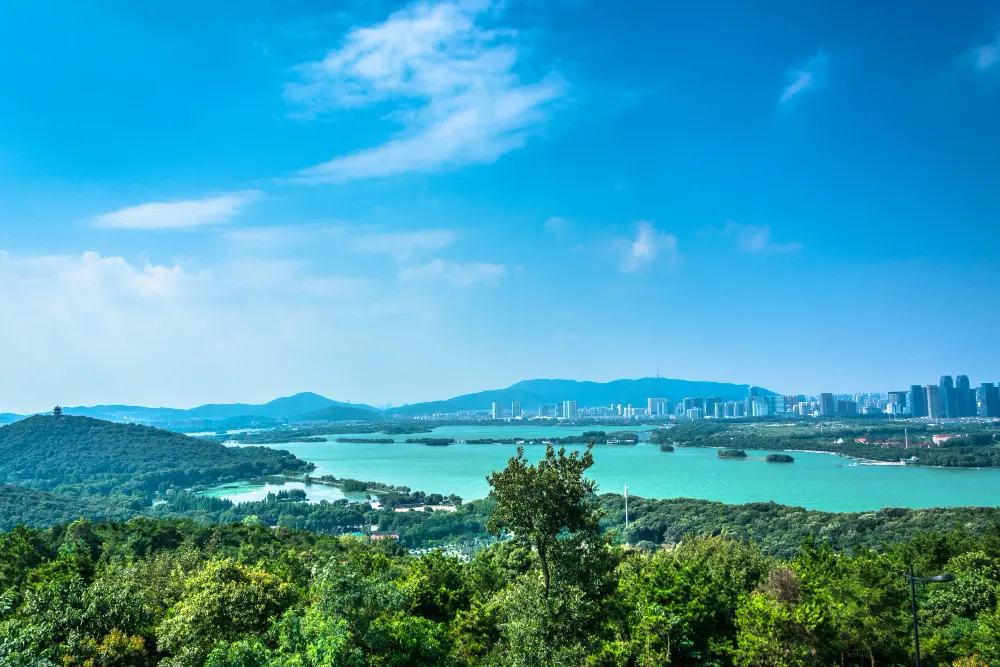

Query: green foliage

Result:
[0,415,312,501]
[486,444,600,593]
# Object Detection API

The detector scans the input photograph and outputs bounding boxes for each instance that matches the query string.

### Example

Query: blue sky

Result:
[1,0,999,412]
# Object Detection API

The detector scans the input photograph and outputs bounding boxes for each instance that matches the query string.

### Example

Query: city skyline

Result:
[2,0,999,412]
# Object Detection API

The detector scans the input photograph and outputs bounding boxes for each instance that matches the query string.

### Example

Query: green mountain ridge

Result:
[55,391,380,423]
[0,414,313,498]
[389,377,774,415]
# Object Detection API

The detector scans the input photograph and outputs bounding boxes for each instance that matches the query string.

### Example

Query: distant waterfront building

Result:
[704,397,721,417]
[491,401,502,420]
[752,400,770,418]
[511,401,522,419]
[647,398,669,417]
[981,383,1000,418]
[954,375,976,417]
[908,385,928,418]
[714,403,725,419]
[819,393,836,417]
[797,401,814,417]
[682,397,703,412]
[939,376,956,418]
[836,400,858,416]
[685,407,704,420]
[561,400,578,420]
[926,385,942,419]
[765,395,786,415]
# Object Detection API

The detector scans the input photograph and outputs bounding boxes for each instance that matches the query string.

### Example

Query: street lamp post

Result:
[904,564,955,667]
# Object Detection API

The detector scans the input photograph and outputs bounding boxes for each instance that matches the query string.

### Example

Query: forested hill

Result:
[0,415,313,497]
[389,377,773,415]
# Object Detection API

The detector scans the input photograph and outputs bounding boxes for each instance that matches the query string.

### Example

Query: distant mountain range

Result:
[0,378,774,424]
[388,378,773,415]
[0,393,379,425]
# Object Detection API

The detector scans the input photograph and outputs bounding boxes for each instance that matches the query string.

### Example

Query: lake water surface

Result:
[222,425,1000,512]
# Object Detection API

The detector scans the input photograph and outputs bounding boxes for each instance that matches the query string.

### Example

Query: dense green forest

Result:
[652,420,1000,467]
[0,415,312,498]
[3,445,1000,666]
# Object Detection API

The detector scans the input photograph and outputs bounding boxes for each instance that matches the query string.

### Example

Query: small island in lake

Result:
[659,444,674,452]
[718,449,747,459]
[335,437,394,444]
[405,437,456,446]
[766,453,795,463]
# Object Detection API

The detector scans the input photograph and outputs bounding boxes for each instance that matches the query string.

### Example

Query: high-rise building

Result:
[685,407,704,420]
[647,398,669,417]
[908,385,928,417]
[926,385,942,419]
[940,376,956,418]
[954,375,976,417]
[765,395,786,415]
[491,401,502,420]
[819,393,836,417]
[682,397,703,412]
[887,391,907,410]
[752,400,770,417]
[981,383,1000,418]
[714,403,725,419]
[511,401,522,419]
[561,400,578,420]
[837,400,858,416]
[704,397,721,417]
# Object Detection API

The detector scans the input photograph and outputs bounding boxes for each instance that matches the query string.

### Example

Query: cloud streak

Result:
[721,221,802,254]
[618,221,679,272]
[285,0,564,183]
[780,50,828,105]
[94,191,262,230]
[400,258,506,286]
[968,32,1000,71]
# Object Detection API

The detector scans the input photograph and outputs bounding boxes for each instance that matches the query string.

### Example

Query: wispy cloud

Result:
[400,258,506,286]
[721,221,802,254]
[349,229,457,261]
[618,221,679,273]
[968,32,1000,71]
[226,224,457,262]
[94,191,262,230]
[780,50,829,105]
[285,0,565,183]
[544,216,569,235]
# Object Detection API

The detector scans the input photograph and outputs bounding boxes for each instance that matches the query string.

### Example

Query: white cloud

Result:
[544,216,568,234]
[0,249,434,412]
[94,191,262,230]
[399,258,506,286]
[226,224,458,262]
[285,0,564,183]
[780,50,828,105]
[722,220,802,254]
[968,32,1000,71]
[618,221,679,273]
[349,229,457,261]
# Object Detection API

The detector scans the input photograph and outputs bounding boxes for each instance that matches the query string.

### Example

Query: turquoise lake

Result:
[222,425,1000,512]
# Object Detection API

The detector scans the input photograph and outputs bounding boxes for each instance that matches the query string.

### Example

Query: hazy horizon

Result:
[2,0,998,413]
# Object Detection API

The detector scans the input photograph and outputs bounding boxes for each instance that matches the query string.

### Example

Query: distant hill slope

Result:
[296,404,387,422]
[0,415,313,496]
[0,413,21,425]
[0,484,136,531]
[388,377,774,415]
[63,392,379,423]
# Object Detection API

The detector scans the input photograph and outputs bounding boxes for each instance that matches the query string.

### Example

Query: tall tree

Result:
[486,444,599,594]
